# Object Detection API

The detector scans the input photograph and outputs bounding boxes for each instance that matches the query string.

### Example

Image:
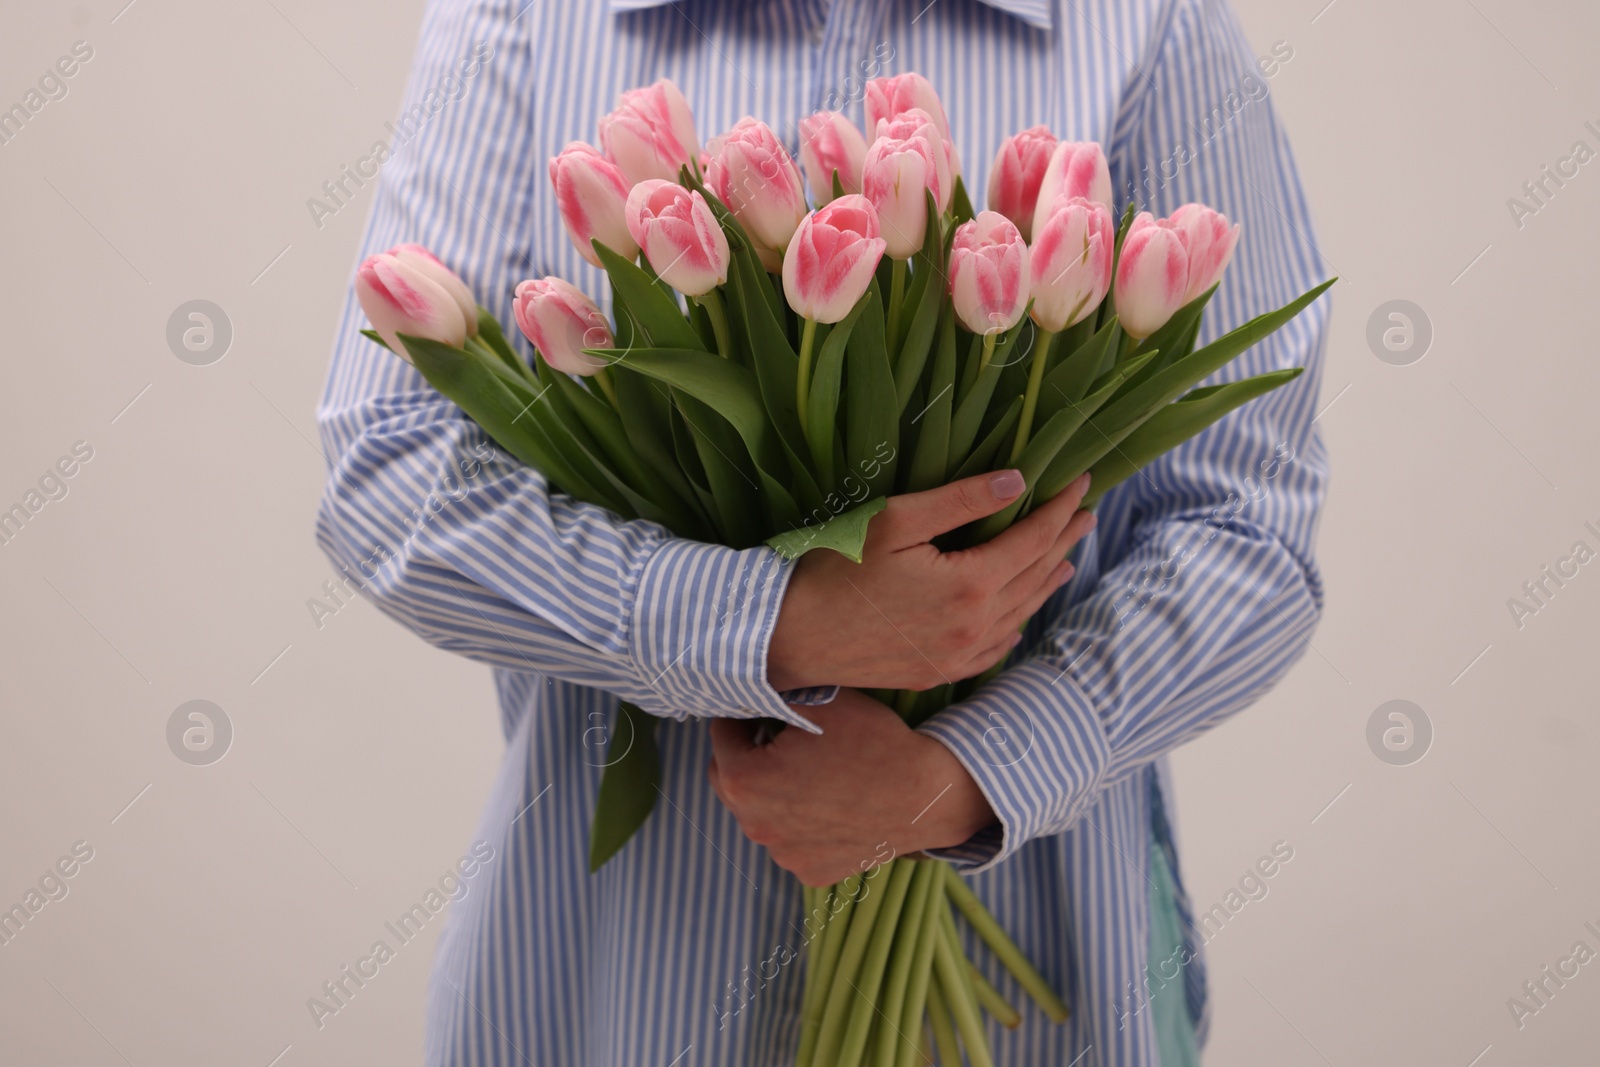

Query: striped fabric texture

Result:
[313,0,1331,1064]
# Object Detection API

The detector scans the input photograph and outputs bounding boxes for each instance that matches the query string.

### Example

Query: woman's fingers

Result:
[955,472,1091,582]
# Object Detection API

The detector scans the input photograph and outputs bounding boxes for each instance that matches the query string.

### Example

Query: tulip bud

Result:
[874,109,953,212]
[862,111,949,259]
[867,74,961,188]
[549,142,638,268]
[1113,212,1190,340]
[624,179,730,297]
[782,195,887,324]
[949,211,1030,336]
[797,110,869,204]
[1168,203,1240,303]
[705,117,808,272]
[865,73,951,141]
[598,78,700,185]
[511,277,613,377]
[1031,141,1113,240]
[987,126,1058,242]
[355,252,470,359]
[1029,197,1114,332]
[388,245,479,336]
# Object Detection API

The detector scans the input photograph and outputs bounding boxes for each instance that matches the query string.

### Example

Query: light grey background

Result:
[1,1,1596,1064]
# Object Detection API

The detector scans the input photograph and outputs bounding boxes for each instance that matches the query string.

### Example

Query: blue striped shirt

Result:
[314,0,1330,1063]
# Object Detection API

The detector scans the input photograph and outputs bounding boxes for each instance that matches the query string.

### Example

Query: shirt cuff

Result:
[780,686,840,706]
[916,660,1111,871]
[628,538,820,733]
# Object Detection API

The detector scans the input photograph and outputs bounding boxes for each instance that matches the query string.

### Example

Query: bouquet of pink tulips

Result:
[355,73,1331,1067]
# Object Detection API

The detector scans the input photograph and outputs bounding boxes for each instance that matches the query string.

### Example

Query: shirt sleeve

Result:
[920,0,1332,869]
[313,0,814,731]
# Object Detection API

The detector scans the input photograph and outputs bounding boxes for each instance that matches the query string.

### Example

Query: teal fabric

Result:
[1148,841,1202,1067]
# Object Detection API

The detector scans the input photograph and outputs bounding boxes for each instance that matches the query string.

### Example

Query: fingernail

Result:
[990,469,1025,500]
[1085,512,1098,531]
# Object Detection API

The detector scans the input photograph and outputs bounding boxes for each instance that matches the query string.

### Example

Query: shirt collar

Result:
[610,0,1052,33]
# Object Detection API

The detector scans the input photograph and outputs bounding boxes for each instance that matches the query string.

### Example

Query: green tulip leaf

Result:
[474,307,534,379]
[594,241,706,353]
[893,191,947,415]
[844,283,900,499]
[905,304,957,492]
[398,333,626,512]
[950,395,1024,481]
[766,496,887,562]
[588,702,660,872]
[805,292,871,491]
[1081,368,1305,508]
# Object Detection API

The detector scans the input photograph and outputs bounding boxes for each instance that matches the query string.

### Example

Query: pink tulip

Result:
[1031,141,1113,239]
[987,126,1058,242]
[1029,197,1115,332]
[782,195,887,324]
[705,117,808,272]
[797,110,869,204]
[511,278,613,377]
[1169,203,1241,303]
[861,113,947,258]
[874,108,956,206]
[389,244,480,336]
[865,73,951,141]
[548,142,638,268]
[948,211,1030,336]
[598,78,699,185]
[624,179,730,297]
[355,252,469,359]
[1113,212,1190,339]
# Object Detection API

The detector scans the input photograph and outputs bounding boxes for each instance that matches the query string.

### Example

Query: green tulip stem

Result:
[943,865,1071,1023]
[871,860,938,1067]
[811,861,893,1067]
[890,863,945,1067]
[1008,326,1055,463]
[696,288,734,360]
[835,860,918,1067]
[925,980,963,1067]
[978,331,999,376]
[798,881,857,1067]
[933,909,994,1067]
[967,960,1021,1029]
[886,257,908,358]
[592,366,619,408]
[894,688,917,721]
[796,315,819,454]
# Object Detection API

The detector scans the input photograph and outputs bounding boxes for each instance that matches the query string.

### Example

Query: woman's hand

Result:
[708,688,995,886]
[767,470,1095,692]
